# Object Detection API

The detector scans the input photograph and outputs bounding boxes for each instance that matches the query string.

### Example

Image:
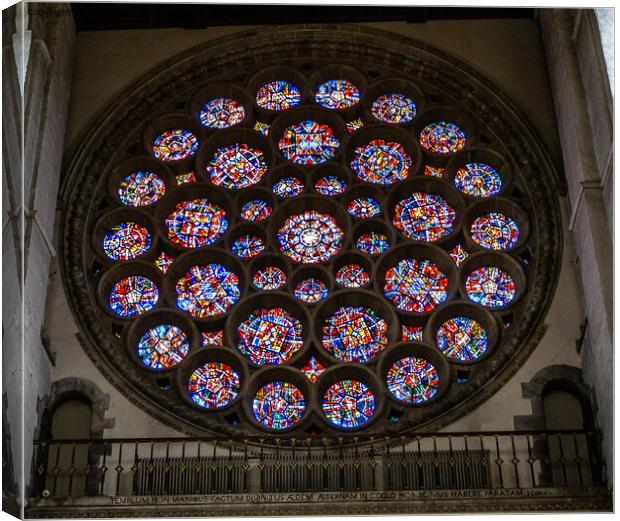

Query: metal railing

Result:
[31,430,606,500]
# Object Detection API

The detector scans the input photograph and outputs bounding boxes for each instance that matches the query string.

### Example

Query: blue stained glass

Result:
[371,93,416,124]
[256,80,301,111]
[322,380,375,429]
[199,97,245,128]
[315,79,360,109]
[252,381,306,430]
[278,120,340,165]
[176,264,240,318]
[109,275,159,318]
[350,139,412,185]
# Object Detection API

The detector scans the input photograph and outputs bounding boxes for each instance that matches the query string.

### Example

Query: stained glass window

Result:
[199,97,245,129]
[386,356,440,405]
[273,176,305,198]
[108,275,159,318]
[454,163,502,197]
[355,231,390,256]
[152,129,198,162]
[176,264,240,318]
[419,122,466,154]
[206,144,268,190]
[436,316,489,362]
[315,79,360,109]
[252,381,306,430]
[137,324,189,370]
[371,93,416,124]
[347,197,381,219]
[465,266,516,308]
[470,212,520,251]
[154,251,174,274]
[350,139,412,185]
[231,234,265,259]
[188,362,240,409]
[449,244,469,267]
[256,80,301,111]
[335,264,369,288]
[165,198,228,248]
[321,306,388,363]
[402,325,424,342]
[176,171,197,184]
[392,193,456,241]
[322,380,375,429]
[300,356,326,383]
[314,176,348,196]
[278,121,340,165]
[202,330,224,347]
[237,307,303,365]
[424,166,445,178]
[383,258,449,313]
[294,277,328,303]
[118,171,165,207]
[103,222,151,261]
[240,199,272,222]
[277,210,344,264]
[252,266,287,290]
[346,118,364,134]
[254,121,270,135]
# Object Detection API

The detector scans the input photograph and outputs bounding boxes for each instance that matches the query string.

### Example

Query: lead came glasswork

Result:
[347,197,381,219]
[350,139,413,185]
[103,222,151,261]
[314,79,361,109]
[392,193,456,241]
[315,176,348,196]
[454,162,502,197]
[118,171,165,207]
[165,198,228,248]
[300,356,326,382]
[188,362,240,409]
[356,231,390,256]
[335,264,369,288]
[470,212,520,251]
[465,266,516,308]
[231,234,265,259]
[402,325,424,342]
[419,122,466,154]
[252,381,306,430]
[371,93,417,124]
[256,80,301,111]
[176,264,240,318]
[436,316,489,362]
[278,121,340,165]
[206,143,268,190]
[137,324,189,370]
[294,277,328,303]
[386,356,440,405]
[240,199,272,222]
[199,97,245,129]
[273,177,305,198]
[152,129,199,162]
[322,379,376,429]
[108,275,159,318]
[154,251,174,273]
[252,266,287,290]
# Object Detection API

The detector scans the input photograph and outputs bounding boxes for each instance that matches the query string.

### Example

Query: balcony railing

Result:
[26,430,611,516]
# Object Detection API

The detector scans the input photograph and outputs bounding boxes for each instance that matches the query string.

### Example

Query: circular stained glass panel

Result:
[118,172,165,207]
[322,306,388,363]
[470,212,520,251]
[386,356,440,405]
[176,264,240,318]
[231,235,265,259]
[103,222,151,261]
[294,277,328,304]
[454,163,502,197]
[273,177,305,198]
[278,120,340,165]
[335,264,369,288]
[465,266,516,308]
[371,93,416,124]
[315,176,348,196]
[419,122,466,154]
[356,231,390,256]
[383,258,449,313]
[256,80,301,111]
[199,97,245,129]
[315,79,361,109]
[165,198,228,248]
[252,266,287,290]
[188,362,240,409]
[350,139,412,185]
[277,210,344,264]
[322,380,375,429]
[347,197,381,219]
[109,275,159,318]
[152,129,199,162]
[392,193,456,241]
[137,324,189,370]
[206,144,268,190]
[240,199,272,222]
[436,316,489,362]
[237,308,303,365]
[252,381,306,430]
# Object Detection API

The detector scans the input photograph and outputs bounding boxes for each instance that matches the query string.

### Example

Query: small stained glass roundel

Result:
[277,210,344,264]
[252,266,287,290]
[315,79,361,109]
[109,275,159,318]
[152,129,199,162]
[322,379,376,429]
[392,193,456,241]
[199,97,245,129]
[118,172,165,207]
[383,259,449,313]
[321,306,388,363]
[237,307,303,365]
[103,222,151,261]
[256,80,301,111]
[252,381,306,430]
[347,197,381,219]
[436,316,489,362]
[454,163,502,197]
[465,266,516,308]
[273,177,305,198]
[315,176,348,197]
[240,199,272,222]
[278,121,340,165]
[371,93,416,124]
[188,362,240,409]
[351,139,412,185]
[165,198,228,248]
[301,357,326,382]
[419,122,466,154]
[137,324,189,370]
[231,235,265,259]
[176,264,240,318]
[294,277,328,303]
[206,144,268,190]
[470,213,520,251]
[386,356,440,405]
[356,231,390,256]
[336,264,369,288]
